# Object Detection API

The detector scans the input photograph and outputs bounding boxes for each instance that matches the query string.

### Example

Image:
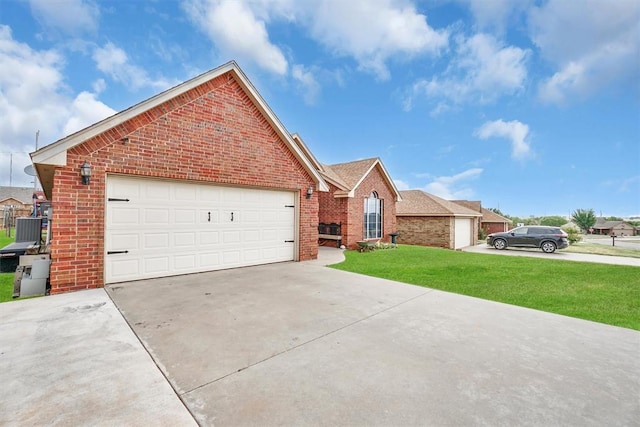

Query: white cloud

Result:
[529,0,640,104]
[461,0,533,34]
[28,0,99,34]
[405,33,528,112]
[183,0,447,82]
[424,168,483,199]
[182,0,289,75]
[475,119,531,160]
[305,0,448,80]
[0,25,68,150]
[291,64,320,105]
[0,26,115,186]
[63,90,117,136]
[92,42,178,91]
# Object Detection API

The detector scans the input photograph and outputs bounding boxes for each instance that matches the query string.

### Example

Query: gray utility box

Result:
[14,254,50,298]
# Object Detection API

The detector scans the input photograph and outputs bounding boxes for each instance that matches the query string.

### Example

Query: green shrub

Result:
[562,226,582,245]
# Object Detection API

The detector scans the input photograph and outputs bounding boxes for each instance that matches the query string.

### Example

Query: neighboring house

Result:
[592,218,636,236]
[479,208,512,235]
[292,138,401,249]
[0,187,47,228]
[396,190,482,249]
[31,61,328,294]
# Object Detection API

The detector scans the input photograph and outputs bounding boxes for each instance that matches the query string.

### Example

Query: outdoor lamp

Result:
[306,185,314,199]
[80,161,92,185]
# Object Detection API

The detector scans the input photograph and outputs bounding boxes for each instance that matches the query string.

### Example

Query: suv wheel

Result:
[541,241,556,253]
[493,239,507,250]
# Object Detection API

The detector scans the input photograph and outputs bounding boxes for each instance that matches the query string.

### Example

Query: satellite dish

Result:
[24,164,36,176]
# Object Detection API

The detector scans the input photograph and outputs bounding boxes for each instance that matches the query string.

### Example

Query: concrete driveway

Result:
[105,248,640,426]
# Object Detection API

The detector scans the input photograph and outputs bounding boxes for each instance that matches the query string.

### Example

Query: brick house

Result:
[291,137,401,249]
[0,187,48,228]
[31,61,328,294]
[592,218,636,236]
[479,208,512,235]
[396,190,481,249]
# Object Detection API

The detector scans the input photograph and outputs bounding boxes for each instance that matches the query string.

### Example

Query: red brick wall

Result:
[49,73,318,293]
[483,222,509,235]
[396,216,453,249]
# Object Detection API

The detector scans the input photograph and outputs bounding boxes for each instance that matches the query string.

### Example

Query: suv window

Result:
[513,227,528,235]
[528,228,544,235]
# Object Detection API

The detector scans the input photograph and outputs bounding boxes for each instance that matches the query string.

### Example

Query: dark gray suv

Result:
[486,226,569,253]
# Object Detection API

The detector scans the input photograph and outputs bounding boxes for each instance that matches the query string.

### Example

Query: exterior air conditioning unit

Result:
[15,218,43,243]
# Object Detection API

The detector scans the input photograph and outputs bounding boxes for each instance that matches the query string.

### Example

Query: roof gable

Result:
[397,190,482,217]
[321,158,402,201]
[31,61,328,196]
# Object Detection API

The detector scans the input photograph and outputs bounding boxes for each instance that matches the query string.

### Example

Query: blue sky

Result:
[1,0,638,217]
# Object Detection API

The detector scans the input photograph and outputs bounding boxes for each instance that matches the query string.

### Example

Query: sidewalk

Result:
[0,289,196,426]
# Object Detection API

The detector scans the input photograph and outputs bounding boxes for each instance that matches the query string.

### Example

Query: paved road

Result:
[581,235,640,250]
[463,243,640,267]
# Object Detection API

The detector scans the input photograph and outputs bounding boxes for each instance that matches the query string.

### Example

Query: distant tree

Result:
[605,216,623,221]
[540,216,568,227]
[510,216,539,226]
[571,209,596,232]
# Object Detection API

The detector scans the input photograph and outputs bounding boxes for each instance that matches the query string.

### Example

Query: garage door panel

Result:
[199,231,219,245]
[109,258,139,280]
[145,257,170,274]
[174,255,196,270]
[199,252,220,268]
[106,176,296,283]
[174,232,196,247]
[110,233,139,251]
[145,233,169,249]
[111,207,139,225]
[144,182,170,200]
[145,208,169,225]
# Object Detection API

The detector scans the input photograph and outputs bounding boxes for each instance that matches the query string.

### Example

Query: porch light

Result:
[80,161,92,185]
[306,185,314,199]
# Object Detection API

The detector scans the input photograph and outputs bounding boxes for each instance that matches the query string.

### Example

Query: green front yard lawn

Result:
[331,245,640,330]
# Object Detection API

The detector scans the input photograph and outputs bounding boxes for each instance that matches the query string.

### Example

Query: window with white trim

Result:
[363,191,383,239]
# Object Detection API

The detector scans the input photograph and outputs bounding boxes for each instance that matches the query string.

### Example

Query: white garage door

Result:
[454,218,472,249]
[105,176,296,284]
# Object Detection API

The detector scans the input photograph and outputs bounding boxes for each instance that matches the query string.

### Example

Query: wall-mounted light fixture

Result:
[306,185,314,199]
[80,161,92,185]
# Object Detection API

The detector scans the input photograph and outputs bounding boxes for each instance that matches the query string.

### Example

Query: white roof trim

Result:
[31,61,328,192]
[350,159,402,201]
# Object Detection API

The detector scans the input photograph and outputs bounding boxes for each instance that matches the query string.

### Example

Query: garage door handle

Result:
[107,250,129,255]
[284,240,294,243]
[108,198,130,202]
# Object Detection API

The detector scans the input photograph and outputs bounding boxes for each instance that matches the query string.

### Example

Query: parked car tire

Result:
[541,241,557,253]
[493,239,507,250]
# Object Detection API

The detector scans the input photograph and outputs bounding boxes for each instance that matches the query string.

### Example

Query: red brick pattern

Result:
[319,164,397,249]
[49,73,318,293]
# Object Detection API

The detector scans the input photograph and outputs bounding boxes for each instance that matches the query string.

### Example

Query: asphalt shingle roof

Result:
[397,190,481,216]
[321,158,378,191]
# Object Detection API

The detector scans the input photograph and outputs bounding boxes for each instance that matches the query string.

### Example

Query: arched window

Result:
[363,191,383,239]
